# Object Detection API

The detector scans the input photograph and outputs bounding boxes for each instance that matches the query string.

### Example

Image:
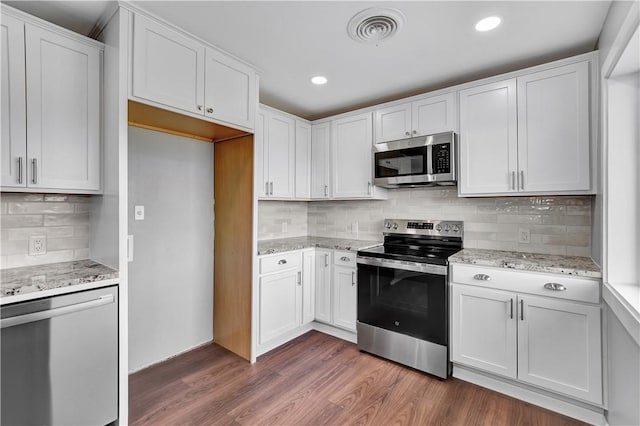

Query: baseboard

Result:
[453,365,606,425]
[312,321,357,343]
[129,338,213,374]
[256,323,314,357]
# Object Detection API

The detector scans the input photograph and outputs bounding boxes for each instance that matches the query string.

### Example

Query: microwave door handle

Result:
[426,144,434,175]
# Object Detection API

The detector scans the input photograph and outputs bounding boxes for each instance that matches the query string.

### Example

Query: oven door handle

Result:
[356,255,447,276]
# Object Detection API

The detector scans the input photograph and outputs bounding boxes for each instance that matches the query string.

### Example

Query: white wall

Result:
[128,126,214,372]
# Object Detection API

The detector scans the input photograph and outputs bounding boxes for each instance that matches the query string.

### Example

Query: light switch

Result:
[135,205,145,221]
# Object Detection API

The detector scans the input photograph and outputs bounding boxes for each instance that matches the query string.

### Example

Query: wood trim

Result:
[128,100,249,143]
[213,135,253,360]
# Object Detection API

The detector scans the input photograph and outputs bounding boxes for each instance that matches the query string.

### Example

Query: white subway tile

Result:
[8,202,74,214]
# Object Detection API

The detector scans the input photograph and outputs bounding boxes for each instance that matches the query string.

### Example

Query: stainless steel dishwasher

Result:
[1,285,118,426]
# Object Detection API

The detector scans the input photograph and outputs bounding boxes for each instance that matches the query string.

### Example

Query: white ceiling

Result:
[5,1,612,120]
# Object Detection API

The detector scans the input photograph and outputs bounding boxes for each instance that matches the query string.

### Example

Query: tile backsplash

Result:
[1,193,91,269]
[259,188,593,257]
[258,201,308,240]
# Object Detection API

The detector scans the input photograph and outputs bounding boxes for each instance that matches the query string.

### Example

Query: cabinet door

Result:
[451,284,517,379]
[517,62,591,192]
[204,48,256,130]
[458,79,518,195]
[266,111,295,198]
[332,265,357,331]
[314,249,332,323]
[374,102,412,143]
[295,120,311,199]
[412,92,456,136]
[517,295,602,404]
[332,112,374,198]
[302,250,315,325]
[1,14,26,188]
[255,110,267,197]
[310,122,330,199]
[258,269,301,345]
[25,24,100,191]
[132,14,205,115]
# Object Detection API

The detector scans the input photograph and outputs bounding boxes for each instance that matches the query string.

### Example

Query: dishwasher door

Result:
[1,285,118,426]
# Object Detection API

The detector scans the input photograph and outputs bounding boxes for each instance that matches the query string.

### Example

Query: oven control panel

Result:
[384,219,463,237]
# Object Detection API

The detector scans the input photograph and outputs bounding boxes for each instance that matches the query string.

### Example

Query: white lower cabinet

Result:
[332,251,357,332]
[301,250,315,325]
[314,249,333,323]
[451,265,602,405]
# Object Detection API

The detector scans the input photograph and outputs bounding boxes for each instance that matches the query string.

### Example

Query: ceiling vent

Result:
[347,8,406,44]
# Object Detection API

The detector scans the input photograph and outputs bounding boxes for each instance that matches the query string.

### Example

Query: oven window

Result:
[357,263,447,345]
[375,147,427,178]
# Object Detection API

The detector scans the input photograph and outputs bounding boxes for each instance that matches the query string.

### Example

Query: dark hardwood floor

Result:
[129,331,585,425]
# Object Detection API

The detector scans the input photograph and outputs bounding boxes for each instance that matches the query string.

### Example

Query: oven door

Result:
[357,256,447,345]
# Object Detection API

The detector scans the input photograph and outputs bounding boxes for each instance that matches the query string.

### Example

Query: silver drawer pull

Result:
[473,274,491,281]
[277,259,287,265]
[340,256,351,262]
[544,283,567,291]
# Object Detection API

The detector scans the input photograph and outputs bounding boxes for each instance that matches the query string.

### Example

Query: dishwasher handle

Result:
[1,294,114,329]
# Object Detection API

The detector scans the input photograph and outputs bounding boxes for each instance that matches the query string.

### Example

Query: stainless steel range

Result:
[356,219,463,378]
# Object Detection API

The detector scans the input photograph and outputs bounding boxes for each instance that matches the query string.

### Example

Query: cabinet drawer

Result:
[259,251,301,274]
[450,264,599,304]
[334,250,356,268]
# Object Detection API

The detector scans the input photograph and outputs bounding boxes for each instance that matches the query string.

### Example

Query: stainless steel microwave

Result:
[373,131,457,188]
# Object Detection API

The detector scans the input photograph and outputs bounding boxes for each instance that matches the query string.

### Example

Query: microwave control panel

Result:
[432,143,450,174]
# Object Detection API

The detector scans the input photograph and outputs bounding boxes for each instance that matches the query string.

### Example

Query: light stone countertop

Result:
[448,248,601,278]
[258,236,381,255]
[1,260,119,302]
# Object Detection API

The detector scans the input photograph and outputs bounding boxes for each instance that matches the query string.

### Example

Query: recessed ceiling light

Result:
[311,76,328,85]
[475,16,501,32]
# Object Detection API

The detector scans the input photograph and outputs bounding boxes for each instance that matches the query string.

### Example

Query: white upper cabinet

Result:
[1,14,27,188]
[204,47,256,129]
[332,112,385,199]
[459,79,518,195]
[294,120,311,199]
[258,107,295,199]
[459,59,593,196]
[310,122,330,199]
[132,14,205,116]
[516,62,590,192]
[131,13,256,131]
[374,92,456,144]
[1,7,102,193]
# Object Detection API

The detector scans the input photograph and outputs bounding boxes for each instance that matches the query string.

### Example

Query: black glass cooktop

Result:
[358,236,462,266]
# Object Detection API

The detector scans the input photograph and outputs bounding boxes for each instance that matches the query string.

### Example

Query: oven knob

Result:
[385,222,391,229]
[444,224,451,232]
[453,225,460,233]
[435,224,442,231]
[392,222,398,230]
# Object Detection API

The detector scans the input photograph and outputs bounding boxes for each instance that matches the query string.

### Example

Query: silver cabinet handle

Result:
[277,259,287,265]
[412,130,417,135]
[324,253,329,267]
[544,283,567,291]
[17,157,23,184]
[473,274,491,281]
[31,158,37,184]
[265,182,269,195]
[405,131,410,136]
[340,256,350,262]
[206,107,214,114]
[351,271,356,286]
[197,105,203,111]
[1,295,114,329]
[270,182,274,195]
[509,298,514,319]
[297,271,301,286]
[520,170,525,190]
[324,184,328,197]
[511,171,516,190]
[520,299,524,321]
[368,181,371,194]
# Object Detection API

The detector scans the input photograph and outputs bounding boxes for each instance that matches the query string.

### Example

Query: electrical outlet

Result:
[29,235,47,256]
[518,228,531,244]
[282,222,288,233]
[134,205,145,221]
